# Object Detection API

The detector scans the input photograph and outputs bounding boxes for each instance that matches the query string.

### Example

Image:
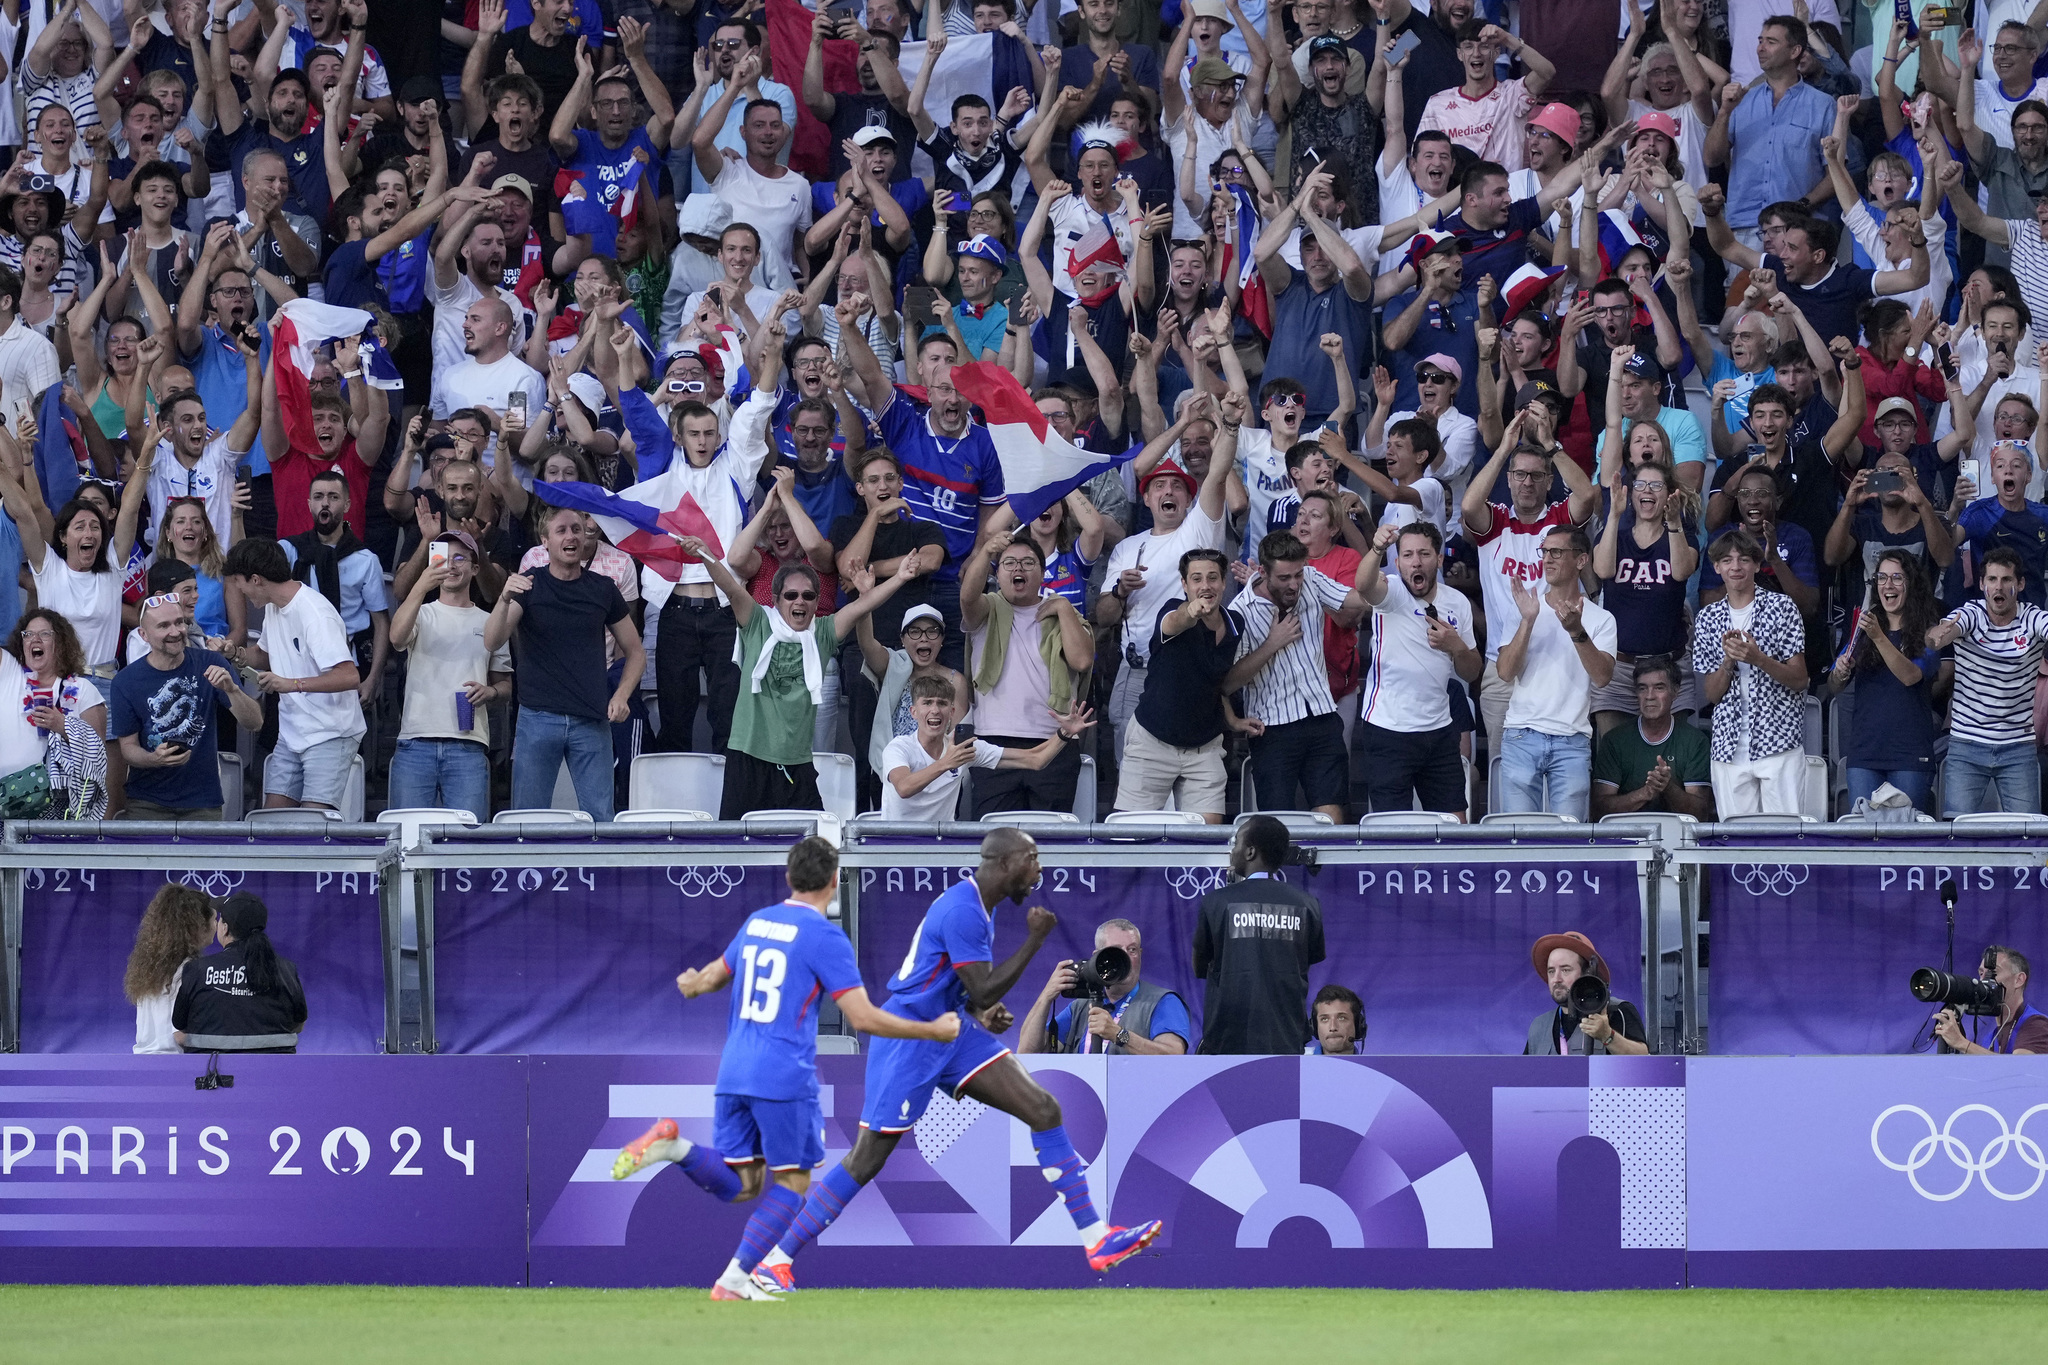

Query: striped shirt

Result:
[1233,565,1354,727]
[1944,601,2048,747]
[2002,220,2048,356]
[20,64,100,157]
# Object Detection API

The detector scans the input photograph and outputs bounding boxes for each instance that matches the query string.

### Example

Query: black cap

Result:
[1308,34,1349,60]
[1620,351,1665,383]
[1514,371,1567,412]
[399,75,443,106]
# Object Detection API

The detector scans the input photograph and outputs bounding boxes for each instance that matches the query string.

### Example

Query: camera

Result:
[1060,945,1132,1004]
[1568,974,1610,1016]
[1911,966,2003,1016]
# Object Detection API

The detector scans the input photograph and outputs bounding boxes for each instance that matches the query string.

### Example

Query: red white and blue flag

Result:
[1219,183,1271,340]
[946,360,1140,525]
[270,299,401,459]
[530,479,725,582]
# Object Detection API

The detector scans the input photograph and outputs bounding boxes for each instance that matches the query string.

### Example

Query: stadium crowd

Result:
[0,0,2043,825]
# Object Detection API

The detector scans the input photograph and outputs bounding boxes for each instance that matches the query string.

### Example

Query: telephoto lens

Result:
[1569,974,1611,1015]
[1910,967,2004,1014]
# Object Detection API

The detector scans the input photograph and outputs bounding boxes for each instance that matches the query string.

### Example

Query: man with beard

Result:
[138,364,264,555]
[280,471,391,711]
[322,140,484,314]
[1114,546,1249,821]
[432,296,546,425]
[260,333,389,542]
[1356,520,1479,815]
[1525,932,1649,1056]
[1059,0,1163,128]
[682,20,796,195]
[110,592,262,821]
[804,10,919,182]
[548,19,676,262]
[431,157,530,391]
[1825,443,1957,607]
[1252,168,1372,431]
[1928,546,2048,813]
[281,0,395,122]
[391,457,508,602]
[694,72,810,294]
[1379,0,1473,141]
[210,42,329,225]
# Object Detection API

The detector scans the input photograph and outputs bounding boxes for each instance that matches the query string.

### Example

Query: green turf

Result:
[4,1286,2047,1363]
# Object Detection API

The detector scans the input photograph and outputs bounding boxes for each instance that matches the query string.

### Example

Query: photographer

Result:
[171,893,308,1055]
[1018,919,1190,1056]
[1525,931,1649,1057]
[1193,815,1326,1055]
[1306,984,1366,1056]
[1933,946,2048,1055]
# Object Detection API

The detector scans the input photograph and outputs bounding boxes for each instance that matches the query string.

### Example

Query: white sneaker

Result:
[709,1266,781,1301]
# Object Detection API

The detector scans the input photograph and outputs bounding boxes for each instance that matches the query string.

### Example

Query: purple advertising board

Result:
[18,864,386,1054]
[1705,853,2048,1054]
[1688,1057,2048,1286]
[0,1055,527,1283]
[523,1053,1685,1289]
[853,859,1644,1056]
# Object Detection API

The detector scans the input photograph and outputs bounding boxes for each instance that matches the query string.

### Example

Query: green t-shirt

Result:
[728,610,840,766]
[1593,717,1712,799]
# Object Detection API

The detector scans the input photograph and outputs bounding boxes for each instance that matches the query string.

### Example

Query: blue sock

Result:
[1031,1125,1101,1232]
[736,1183,804,1273]
[679,1144,745,1203]
[776,1162,863,1258]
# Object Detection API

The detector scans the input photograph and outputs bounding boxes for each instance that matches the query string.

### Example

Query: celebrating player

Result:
[610,836,962,1301]
[755,827,1164,1288]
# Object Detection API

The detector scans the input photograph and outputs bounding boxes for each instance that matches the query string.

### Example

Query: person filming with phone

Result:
[1930,946,2048,1054]
[1018,918,1190,1056]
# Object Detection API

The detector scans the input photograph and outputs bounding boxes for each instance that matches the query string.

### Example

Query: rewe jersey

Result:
[882,877,992,1022]
[716,900,863,1101]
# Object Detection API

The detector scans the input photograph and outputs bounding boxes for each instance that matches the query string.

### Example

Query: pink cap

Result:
[1634,110,1681,143]
[1418,353,1464,384]
[1525,103,1581,151]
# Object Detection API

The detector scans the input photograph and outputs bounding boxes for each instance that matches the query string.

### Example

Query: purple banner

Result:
[854,860,1645,1056]
[523,1052,1683,1288]
[0,1055,527,1283]
[1706,853,2048,1054]
[1689,1057,2048,1286]
[430,864,789,1054]
[20,865,385,1054]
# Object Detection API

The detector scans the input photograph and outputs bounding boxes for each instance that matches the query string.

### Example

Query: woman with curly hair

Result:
[124,883,215,1054]
[6,608,110,818]
[1828,548,1949,814]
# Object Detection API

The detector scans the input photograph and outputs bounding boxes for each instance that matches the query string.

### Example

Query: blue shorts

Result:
[858,1018,1012,1133]
[713,1093,827,1172]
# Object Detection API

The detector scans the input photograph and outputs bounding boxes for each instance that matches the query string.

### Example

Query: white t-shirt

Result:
[262,584,368,752]
[31,555,120,668]
[1363,576,1476,732]
[0,648,51,773]
[1372,473,1451,544]
[1727,598,1756,763]
[1386,407,1479,485]
[1418,77,1536,172]
[1501,593,1619,738]
[1628,98,1710,187]
[0,316,59,434]
[1975,75,2048,149]
[145,433,247,550]
[1101,501,1227,666]
[1048,194,1135,300]
[709,157,813,294]
[1471,500,1577,661]
[1163,106,1254,241]
[1506,167,1583,239]
[1234,427,1297,555]
[134,972,182,1054]
[880,732,1003,821]
[430,272,529,394]
[431,352,548,423]
[399,599,511,745]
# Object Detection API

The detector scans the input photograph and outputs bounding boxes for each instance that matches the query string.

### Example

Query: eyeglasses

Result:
[1538,546,1577,558]
[19,629,54,642]
[1873,572,1908,584]
[1628,478,1668,491]
[1507,470,1550,483]
[781,589,819,602]
[1592,304,1632,317]
[901,624,943,638]
[966,208,1002,221]
[1993,42,2034,55]
[996,557,1039,570]
[213,285,254,298]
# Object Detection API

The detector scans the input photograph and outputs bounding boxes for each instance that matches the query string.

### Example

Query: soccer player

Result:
[755,827,1164,1288]
[610,836,962,1301]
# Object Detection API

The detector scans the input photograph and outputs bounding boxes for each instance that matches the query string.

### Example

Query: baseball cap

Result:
[399,75,443,106]
[900,604,944,631]
[1308,34,1349,62]
[565,372,607,415]
[852,125,897,148]
[1633,110,1682,142]
[1874,396,1918,424]
[1143,456,1199,498]
[1515,373,1567,413]
[490,175,535,202]
[1620,351,1666,383]
[432,529,483,562]
[955,233,1008,266]
[1417,353,1463,384]
[1525,102,1580,151]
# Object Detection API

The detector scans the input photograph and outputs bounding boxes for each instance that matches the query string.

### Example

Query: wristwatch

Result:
[1114,1027,1130,1048]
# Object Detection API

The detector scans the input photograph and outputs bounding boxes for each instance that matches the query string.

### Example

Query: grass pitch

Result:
[3,1285,2042,1363]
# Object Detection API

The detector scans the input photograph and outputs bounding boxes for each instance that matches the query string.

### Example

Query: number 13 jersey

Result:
[716,900,864,1102]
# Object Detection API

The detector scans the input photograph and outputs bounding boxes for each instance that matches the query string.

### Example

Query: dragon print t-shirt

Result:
[108,648,232,811]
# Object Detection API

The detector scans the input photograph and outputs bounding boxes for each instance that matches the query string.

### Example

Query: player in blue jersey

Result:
[610,836,960,1301]
[754,827,1164,1290]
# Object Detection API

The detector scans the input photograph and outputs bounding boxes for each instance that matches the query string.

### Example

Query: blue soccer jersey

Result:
[715,901,864,1102]
[882,877,992,1022]
[877,396,1005,582]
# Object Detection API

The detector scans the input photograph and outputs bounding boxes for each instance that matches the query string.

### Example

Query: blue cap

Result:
[956,234,1008,267]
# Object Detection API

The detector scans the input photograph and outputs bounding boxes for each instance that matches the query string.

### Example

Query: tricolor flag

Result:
[1594,209,1644,277]
[1499,263,1564,321]
[531,479,726,582]
[1221,184,1271,340]
[947,360,1140,525]
[271,298,383,460]
[355,333,404,392]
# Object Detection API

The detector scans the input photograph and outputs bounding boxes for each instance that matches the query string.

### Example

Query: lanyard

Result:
[1079,989,1139,1055]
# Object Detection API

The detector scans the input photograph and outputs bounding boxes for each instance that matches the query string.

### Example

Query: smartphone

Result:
[1960,457,1981,491]
[904,284,942,327]
[428,541,449,569]
[1388,29,1421,64]
[507,390,527,420]
[1921,4,1958,27]
[1868,469,1904,494]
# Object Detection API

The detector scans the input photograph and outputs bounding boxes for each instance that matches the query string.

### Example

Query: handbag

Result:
[0,762,50,819]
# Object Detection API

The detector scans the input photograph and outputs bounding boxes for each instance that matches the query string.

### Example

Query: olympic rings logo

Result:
[177,870,246,897]
[1871,1104,2048,1201]
[1731,864,1809,897]
[665,866,745,899]
[1164,866,1230,901]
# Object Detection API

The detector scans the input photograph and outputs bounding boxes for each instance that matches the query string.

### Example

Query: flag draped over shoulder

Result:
[946,360,1140,525]
[531,478,725,581]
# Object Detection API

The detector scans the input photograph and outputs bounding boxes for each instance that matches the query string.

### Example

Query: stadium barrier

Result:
[7,1051,2046,1289]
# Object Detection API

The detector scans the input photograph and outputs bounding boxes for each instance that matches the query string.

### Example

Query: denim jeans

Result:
[1498,727,1591,817]
[1941,738,2042,816]
[511,706,616,821]
[1847,766,1935,815]
[388,737,491,819]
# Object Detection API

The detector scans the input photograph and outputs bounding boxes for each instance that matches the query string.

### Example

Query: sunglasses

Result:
[1267,393,1306,409]
[711,37,749,49]
[1416,370,1452,384]
[781,589,819,602]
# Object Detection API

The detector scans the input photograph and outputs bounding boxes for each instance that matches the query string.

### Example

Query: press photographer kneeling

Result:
[1526,932,1649,1056]
[1920,946,2048,1055]
[172,893,308,1054]
[1019,919,1190,1055]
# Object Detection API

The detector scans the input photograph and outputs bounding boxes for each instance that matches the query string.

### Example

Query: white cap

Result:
[900,604,944,629]
[565,372,607,414]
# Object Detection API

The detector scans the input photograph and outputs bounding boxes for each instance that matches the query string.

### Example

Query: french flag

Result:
[1499,263,1564,321]
[271,299,390,458]
[1219,184,1271,340]
[948,360,1138,525]
[1594,209,1644,277]
[530,478,726,582]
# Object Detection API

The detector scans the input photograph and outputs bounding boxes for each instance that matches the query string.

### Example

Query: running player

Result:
[610,836,961,1301]
[756,827,1163,1289]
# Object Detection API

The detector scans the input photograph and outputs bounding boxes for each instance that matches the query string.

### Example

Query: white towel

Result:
[740,607,824,706]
